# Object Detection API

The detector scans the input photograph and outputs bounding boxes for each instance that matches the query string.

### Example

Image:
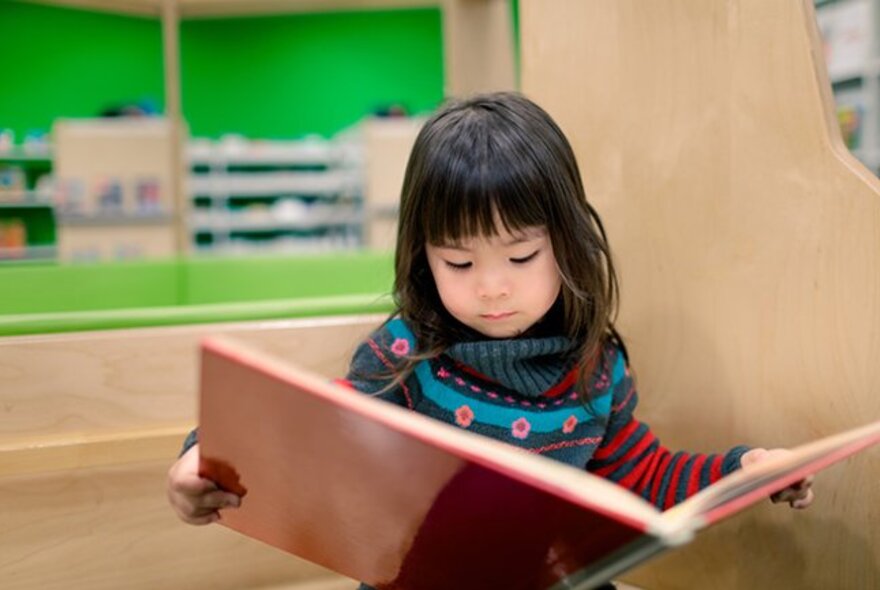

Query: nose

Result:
[476,269,510,300]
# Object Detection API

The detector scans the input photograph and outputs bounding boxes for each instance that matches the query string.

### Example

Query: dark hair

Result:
[390,91,624,399]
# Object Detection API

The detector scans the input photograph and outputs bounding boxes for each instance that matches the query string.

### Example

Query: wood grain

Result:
[521,1,880,588]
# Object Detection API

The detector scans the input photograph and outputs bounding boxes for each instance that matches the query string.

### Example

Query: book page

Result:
[661,420,880,532]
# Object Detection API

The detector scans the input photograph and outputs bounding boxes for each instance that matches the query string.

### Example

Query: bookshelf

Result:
[187,134,364,256]
[361,116,424,251]
[815,0,880,171]
[0,148,57,261]
[52,118,178,261]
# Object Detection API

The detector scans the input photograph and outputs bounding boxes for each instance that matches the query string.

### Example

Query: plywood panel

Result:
[0,315,384,590]
[521,1,880,588]
[0,315,381,446]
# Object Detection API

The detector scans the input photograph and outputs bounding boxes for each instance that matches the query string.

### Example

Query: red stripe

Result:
[616,453,653,491]
[635,451,665,495]
[686,454,709,498]
[708,455,723,483]
[528,436,603,455]
[649,451,674,505]
[612,432,660,488]
[334,378,354,389]
[544,367,579,399]
[663,454,690,510]
[455,362,497,384]
[592,418,640,460]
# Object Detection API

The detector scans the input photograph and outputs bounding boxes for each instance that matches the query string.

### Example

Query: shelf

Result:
[0,199,53,209]
[188,170,360,197]
[56,212,173,227]
[192,216,362,233]
[192,239,361,257]
[0,148,52,163]
[0,244,57,262]
[188,141,344,168]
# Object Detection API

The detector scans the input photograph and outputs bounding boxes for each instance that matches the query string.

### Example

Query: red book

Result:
[197,335,880,590]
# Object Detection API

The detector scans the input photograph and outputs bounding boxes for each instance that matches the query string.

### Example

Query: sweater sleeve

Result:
[585,347,749,510]
[339,323,417,410]
[177,323,418,457]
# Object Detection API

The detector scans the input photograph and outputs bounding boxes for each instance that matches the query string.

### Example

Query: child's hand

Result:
[741,448,815,509]
[167,444,242,524]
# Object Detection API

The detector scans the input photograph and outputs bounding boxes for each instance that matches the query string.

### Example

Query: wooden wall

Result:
[0,315,381,590]
[520,1,880,588]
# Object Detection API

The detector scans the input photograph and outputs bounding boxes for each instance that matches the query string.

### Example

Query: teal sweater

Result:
[342,317,748,511]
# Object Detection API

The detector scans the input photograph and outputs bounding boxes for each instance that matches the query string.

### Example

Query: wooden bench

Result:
[0,314,382,590]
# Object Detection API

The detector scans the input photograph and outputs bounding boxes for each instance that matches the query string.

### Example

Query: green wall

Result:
[181,9,444,138]
[0,1,444,140]
[0,2,165,139]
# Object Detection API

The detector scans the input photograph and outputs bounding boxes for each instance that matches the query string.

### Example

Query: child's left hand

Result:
[740,448,814,509]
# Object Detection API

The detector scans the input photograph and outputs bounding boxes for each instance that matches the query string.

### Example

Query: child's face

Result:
[425,223,562,339]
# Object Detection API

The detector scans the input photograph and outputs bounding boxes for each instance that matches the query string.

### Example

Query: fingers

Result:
[167,444,242,525]
[770,475,815,509]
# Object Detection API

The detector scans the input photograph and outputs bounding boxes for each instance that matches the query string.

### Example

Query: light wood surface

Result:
[362,117,424,251]
[0,315,382,590]
[521,1,880,588]
[442,0,517,97]
[0,315,381,446]
[53,119,178,261]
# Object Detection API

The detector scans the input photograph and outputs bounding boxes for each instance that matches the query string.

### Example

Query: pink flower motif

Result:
[390,338,410,356]
[563,415,578,434]
[554,399,564,406]
[470,385,481,392]
[521,401,532,407]
[486,391,499,399]
[511,417,531,439]
[455,377,466,386]
[455,405,475,428]
[569,392,579,400]
[504,396,516,403]
[537,403,546,409]
[437,367,450,379]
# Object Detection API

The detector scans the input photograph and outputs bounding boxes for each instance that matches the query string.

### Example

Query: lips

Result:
[481,311,516,320]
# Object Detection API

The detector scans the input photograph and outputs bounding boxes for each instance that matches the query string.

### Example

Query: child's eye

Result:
[510,250,539,264]
[445,261,472,271]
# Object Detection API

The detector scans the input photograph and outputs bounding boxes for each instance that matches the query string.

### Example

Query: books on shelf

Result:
[197,335,880,590]
[816,0,872,83]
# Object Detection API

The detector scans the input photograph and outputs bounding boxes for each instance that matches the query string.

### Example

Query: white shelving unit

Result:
[816,0,880,171]
[187,135,364,256]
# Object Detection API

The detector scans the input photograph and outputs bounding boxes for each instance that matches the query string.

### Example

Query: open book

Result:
[197,335,880,590]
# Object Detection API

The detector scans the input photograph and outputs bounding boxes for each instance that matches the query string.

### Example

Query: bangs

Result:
[418,120,551,246]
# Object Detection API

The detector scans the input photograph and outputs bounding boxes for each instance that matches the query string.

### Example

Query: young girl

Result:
[167,92,813,587]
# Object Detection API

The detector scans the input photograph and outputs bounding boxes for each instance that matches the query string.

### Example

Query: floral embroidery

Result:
[437,367,450,378]
[504,396,516,403]
[390,338,410,356]
[512,417,531,439]
[455,405,474,428]
[455,377,466,386]
[486,391,499,399]
[521,401,532,407]
[470,385,481,392]
[563,415,578,434]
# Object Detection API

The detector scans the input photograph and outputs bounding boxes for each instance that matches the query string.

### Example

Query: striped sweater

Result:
[343,317,748,511]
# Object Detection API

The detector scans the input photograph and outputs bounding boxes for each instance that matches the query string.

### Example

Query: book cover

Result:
[197,335,880,590]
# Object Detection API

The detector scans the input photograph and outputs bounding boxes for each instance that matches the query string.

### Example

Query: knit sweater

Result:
[342,317,748,511]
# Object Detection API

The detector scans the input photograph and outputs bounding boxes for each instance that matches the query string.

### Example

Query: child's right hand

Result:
[167,444,242,525]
